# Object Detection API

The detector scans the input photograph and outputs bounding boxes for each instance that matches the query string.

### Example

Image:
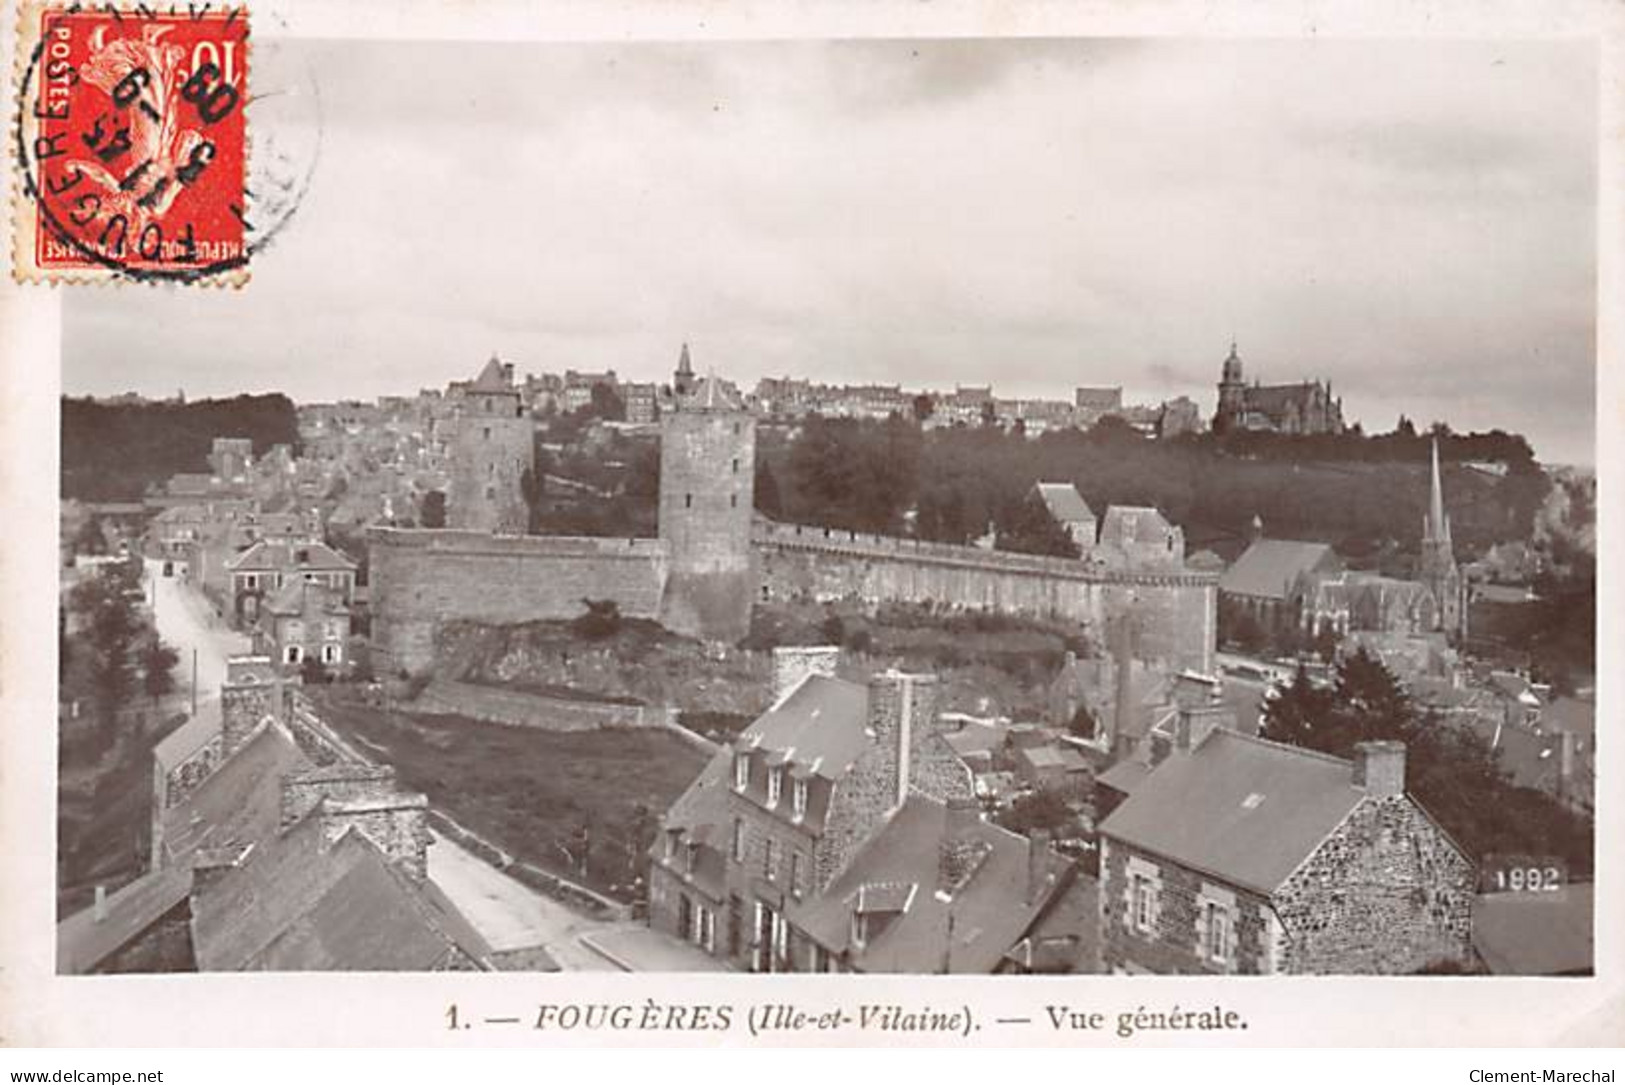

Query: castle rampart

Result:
[369,527,670,676]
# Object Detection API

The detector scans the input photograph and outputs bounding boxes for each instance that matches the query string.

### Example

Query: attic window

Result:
[792,778,808,820]
[767,766,784,808]
[1241,792,1265,810]
[734,753,749,791]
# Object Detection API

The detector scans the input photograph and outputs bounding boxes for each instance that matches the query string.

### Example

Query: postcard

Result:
[1,0,1619,1048]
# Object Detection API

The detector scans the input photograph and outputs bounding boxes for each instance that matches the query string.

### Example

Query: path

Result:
[144,558,250,724]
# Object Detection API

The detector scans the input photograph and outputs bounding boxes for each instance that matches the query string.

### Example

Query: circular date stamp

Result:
[12,1,266,284]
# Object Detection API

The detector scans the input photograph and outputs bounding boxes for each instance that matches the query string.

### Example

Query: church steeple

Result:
[1418,435,1463,642]
[1425,436,1451,547]
[674,342,696,398]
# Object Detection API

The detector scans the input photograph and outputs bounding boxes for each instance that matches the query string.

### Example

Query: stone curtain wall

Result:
[755,524,1217,674]
[1098,839,1274,975]
[368,528,670,675]
[1272,797,1474,975]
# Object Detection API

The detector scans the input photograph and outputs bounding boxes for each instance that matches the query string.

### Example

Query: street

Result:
[426,832,727,972]
[143,558,250,723]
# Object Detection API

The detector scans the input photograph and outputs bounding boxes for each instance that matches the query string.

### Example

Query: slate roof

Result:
[152,712,222,774]
[1220,538,1340,601]
[227,539,357,575]
[161,722,311,867]
[56,868,193,975]
[192,815,493,971]
[468,356,515,394]
[1033,482,1094,524]
[790,796,1068,973]
[262,578,349,618]
[1473,885,1593,975]
[1097,730,1367,895]
[741,674,871,780]
[1099,506,1174,546]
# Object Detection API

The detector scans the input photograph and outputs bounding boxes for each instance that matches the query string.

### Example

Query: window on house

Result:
[734,754,749,791]
[764,837,778,882]
[790,852,804,898]
[767,767,783,808]
[730,494,738,508]
[321,643,341,665]
[664,833,677,861]
[732,459,739,474]
[284,644,302,665]
[685,493,693,509]
[1205,901,1231,963]
[731,818,745,863]
[1132,874,1157,933]
[792,779,808,820]
[483,427,491,440]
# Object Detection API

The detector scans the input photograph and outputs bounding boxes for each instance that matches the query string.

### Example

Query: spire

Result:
[1427,436,1451,546]
[677,342,693,376]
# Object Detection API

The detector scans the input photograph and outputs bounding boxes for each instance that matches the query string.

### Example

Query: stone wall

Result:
[755,523,1217,674]
[410,679,676,732]
[368,528,669,676]
[1272,796,1474,975]
[659,407,757,643]
[1098,838,1274,975]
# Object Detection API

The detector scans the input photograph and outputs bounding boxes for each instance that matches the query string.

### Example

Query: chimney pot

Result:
[1352,740,1407,798]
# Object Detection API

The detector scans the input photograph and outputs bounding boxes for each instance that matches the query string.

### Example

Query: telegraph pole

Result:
[191,648,198,717]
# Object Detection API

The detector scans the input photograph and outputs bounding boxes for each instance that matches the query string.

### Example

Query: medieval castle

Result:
[368,356,1220,678]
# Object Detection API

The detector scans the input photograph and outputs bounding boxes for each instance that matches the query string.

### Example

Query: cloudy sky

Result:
[63,35,1597,463]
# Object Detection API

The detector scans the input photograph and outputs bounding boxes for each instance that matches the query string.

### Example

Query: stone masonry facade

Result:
[1271,796,1474,974]
[1099,838,1275,975]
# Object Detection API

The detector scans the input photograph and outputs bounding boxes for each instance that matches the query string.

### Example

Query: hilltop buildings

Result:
[1212,342,1345,436]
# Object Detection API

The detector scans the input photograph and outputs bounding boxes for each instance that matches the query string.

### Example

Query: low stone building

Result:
[1097,726,1474,975]
[1030,482,1097,554]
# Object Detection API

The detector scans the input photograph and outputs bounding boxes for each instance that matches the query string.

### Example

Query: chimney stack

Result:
[93,884,107,923]
[1557,731,1576,801]
[771,645,841,703]
[1175,704,1229,753]
[1352,741,1407,798]
[1027,830,1054,905]
[866,670,940,812]
[1110,620,1135,757]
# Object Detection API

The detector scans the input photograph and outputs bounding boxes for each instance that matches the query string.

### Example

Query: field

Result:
[311,690,710,901]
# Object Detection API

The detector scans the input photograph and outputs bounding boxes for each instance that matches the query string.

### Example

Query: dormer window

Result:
[734,753,749,791]
[767,766,784,808]
[792,778,808,820]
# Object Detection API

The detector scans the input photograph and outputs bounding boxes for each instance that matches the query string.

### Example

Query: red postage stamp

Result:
[12,2,250,284]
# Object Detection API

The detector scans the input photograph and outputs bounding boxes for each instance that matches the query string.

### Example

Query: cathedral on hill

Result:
[1212,342,1346,436]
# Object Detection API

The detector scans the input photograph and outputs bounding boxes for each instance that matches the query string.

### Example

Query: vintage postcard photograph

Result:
[1,0,1619,1052]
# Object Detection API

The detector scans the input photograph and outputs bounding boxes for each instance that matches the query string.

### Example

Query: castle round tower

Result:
[658,374,756,642]
[449,356,534,534]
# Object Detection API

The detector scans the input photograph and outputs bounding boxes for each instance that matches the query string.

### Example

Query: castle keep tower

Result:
[1418,437,1465,641]
[449,356,534,533]
[659,373,756,642]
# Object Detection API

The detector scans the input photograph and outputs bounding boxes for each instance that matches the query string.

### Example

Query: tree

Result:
[1067,704,1098,741]
[572,599,623,640]
[588,383,625,421]
[72,515,107,556]
[995,493,1080,559]
[753,462,783,519]
[140,638,179,703]
[420,489,447,529]
[998,789,1075,837]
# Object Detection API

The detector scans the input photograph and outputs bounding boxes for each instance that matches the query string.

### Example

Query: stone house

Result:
[1094,506,1185,571]
[647,647,1090,973]
[226,539,357,628]
[255,579,351,670]
[1096,723,1474,975]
